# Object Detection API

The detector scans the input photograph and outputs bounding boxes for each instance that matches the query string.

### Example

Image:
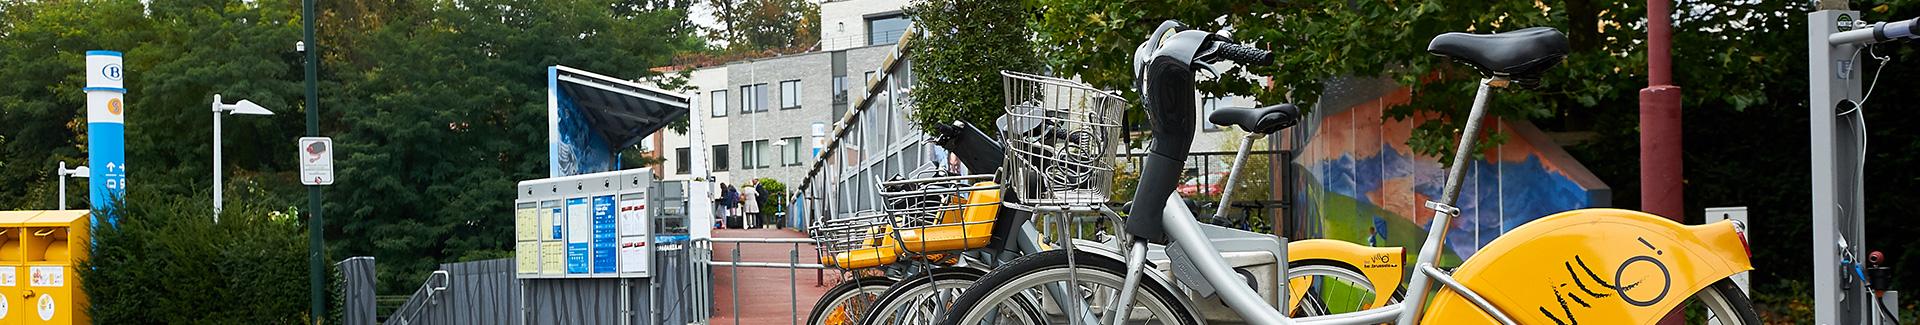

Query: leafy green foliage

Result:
[704,0,820,52]
[320,0,700,292]
[904,0,1041,134]
[83,189,310,324]
[0,0,701,297]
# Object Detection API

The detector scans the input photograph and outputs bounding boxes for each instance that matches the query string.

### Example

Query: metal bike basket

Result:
[875,174,1002,254]
[1000,70,1127,206]
[808,211,894,270]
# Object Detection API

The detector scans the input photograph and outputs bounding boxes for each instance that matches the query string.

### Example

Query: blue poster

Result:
[592,195,617,273]
[548,67,617,177]
[550,207,563,240]
[565,198,590,274]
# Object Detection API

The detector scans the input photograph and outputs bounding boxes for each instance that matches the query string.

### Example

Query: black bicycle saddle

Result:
[1206,104,1300,134]
[1427,27,1570,81]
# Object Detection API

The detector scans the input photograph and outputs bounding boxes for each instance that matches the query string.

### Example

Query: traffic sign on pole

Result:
[299,137,334,186]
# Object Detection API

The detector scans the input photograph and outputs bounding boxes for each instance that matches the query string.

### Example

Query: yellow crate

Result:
[0,211,35,325]
[20,210,87,324]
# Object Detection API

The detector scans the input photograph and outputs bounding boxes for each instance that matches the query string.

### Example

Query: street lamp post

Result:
[56,161,90,210]
[211,94,275,221]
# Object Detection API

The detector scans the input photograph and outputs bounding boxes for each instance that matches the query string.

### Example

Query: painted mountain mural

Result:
[1291,77,1610,264]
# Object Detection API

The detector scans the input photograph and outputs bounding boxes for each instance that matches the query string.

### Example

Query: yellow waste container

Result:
[0,211,36,325]
[20,210,86,324]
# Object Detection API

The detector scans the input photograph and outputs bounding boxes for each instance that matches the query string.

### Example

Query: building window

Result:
[712,144,730,171]
[675,147,691,174]
[780,80,802,109]
[756,140,771,169]
[740,84,768,113]
[832,76,848,104]
[710,90,728,117]
[741,140,775,169]
[781,137,803,166]
[1201,97,1221,132]
[866,14,909,46]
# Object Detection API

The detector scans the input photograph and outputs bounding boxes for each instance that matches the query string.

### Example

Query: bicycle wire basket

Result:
[999,70,1127,206]
[809,210,896,271]
[875,174,1002,254]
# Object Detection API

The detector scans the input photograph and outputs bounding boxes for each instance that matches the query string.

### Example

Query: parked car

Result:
[1177,172,1230,196]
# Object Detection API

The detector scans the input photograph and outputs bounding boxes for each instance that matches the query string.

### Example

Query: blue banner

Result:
[86,51,127,226]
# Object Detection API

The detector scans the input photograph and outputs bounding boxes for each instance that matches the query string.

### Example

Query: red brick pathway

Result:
[710,228,835,325]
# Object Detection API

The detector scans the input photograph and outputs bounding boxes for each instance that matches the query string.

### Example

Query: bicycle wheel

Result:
[937,249,1197,325]
[861,267,987,325]
[1286,263,1395,317]
[808,275,896,325]
[1679,279,1761,325]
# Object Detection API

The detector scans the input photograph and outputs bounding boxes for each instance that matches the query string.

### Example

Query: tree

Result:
[903,0,1040,134]
[319,0,700,292]
[704,0,820,52]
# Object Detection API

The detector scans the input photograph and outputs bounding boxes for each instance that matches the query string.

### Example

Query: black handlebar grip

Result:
[1215,43,1274,66]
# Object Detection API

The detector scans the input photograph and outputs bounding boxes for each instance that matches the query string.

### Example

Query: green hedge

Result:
[81,191,313,324]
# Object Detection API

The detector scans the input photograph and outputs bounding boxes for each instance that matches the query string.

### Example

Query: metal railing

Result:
[697,237,830,325]
[815,29,909,51]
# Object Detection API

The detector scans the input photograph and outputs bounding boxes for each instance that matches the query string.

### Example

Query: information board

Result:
[515,168,656,279]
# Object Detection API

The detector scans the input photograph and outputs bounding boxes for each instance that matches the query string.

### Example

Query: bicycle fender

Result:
[1420,208,1752,325]
[1284,239,1406,312]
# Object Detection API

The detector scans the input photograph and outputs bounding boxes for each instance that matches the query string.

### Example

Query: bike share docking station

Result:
[1808,5,1914,325]
[510,65,696,325]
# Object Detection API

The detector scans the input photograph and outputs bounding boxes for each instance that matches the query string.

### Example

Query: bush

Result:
[81,191,312,324]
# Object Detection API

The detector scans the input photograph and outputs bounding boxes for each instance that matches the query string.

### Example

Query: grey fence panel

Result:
[340,257,379,325]
[382,250,687,324]
[386,259,520,325]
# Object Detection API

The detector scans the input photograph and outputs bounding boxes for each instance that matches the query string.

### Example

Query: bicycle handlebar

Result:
[1888,17,1917,40]
[1212,42,1274,66]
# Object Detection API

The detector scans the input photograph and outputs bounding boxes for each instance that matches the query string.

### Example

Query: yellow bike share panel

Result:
[1421,209,1750,324]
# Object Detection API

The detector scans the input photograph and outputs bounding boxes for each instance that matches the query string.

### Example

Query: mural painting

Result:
[1292,77,1611,264]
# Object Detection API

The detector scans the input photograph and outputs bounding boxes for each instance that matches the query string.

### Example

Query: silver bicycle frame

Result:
[1115,78,1519,325]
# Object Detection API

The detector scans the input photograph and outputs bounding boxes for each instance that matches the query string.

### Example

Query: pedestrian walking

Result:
[721,183,741,229]
[740,181,762,229]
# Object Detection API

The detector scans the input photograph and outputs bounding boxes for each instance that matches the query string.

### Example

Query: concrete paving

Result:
[709,228,835,325]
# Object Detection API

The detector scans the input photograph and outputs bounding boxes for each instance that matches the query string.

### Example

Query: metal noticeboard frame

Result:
[514,168,659,280]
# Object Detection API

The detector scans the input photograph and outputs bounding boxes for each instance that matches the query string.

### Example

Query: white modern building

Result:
[654,0,909,198]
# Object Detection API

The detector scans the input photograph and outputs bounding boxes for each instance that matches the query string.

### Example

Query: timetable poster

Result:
[565,198,590,274]
[591,195,617,273]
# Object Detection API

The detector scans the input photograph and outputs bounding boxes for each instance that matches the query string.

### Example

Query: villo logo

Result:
[102,64,123,81]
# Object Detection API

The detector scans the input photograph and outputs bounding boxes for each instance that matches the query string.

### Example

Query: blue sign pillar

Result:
[85,50,127,226]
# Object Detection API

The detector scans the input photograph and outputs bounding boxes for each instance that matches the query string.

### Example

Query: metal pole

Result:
[1640,0,1684,219]
[302,0,326,322]
[790,244,798,325]
[732,247,741,325]
[212,96,224,220]
[58,162,67,210]
[1640,3,1686,321]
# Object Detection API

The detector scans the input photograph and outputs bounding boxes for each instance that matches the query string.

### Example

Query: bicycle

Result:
[867,69,1413,325]
[937,21,1759,325]
[851,72,1407,324]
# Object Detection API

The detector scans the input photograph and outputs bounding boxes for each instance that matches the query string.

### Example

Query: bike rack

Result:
[1808,4,1913,324]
